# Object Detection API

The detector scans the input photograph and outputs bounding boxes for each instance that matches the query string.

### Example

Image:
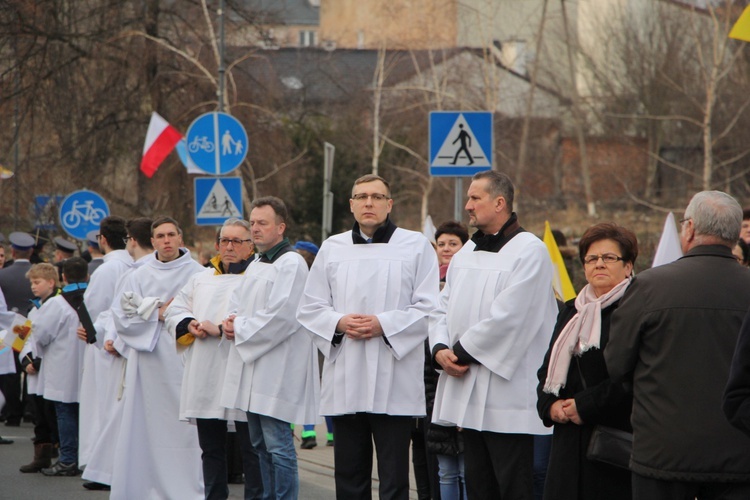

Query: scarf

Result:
[543,277,630,396]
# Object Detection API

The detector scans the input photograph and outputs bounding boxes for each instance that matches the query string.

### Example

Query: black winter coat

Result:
[537,300,632,500]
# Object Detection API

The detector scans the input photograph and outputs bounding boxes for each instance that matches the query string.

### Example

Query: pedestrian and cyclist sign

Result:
[194,177,243,226]
[186,112,248,175]
[429,111,493,176]
[58,189,110,240]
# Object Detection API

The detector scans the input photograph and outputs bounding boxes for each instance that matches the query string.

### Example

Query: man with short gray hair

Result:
[606,190,750,499]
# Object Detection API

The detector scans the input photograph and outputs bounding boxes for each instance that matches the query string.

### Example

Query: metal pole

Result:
[322,142,335,242]
[453,178,463,222]
[218,0,225,112]
[13,35,20,230]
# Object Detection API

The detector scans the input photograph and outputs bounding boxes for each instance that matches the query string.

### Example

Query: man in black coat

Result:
[0,232,37,427]
[606,191,750,500]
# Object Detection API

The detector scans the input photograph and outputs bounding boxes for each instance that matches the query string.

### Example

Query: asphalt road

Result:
[0,421,339,500]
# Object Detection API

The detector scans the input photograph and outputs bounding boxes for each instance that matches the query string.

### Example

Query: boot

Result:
[19,442,53,473]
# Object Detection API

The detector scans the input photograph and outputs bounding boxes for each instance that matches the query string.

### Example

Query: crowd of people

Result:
[1,171,750,500]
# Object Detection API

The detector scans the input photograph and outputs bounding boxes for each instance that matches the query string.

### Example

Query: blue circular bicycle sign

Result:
[186,112,248,175]
[58,189,110,240]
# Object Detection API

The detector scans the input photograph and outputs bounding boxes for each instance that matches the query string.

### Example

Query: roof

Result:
[240,0,319,26]
[230,47,565,108]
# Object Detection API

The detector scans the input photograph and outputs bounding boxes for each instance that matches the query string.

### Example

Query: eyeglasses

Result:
[122,236,133,244]
[679,217,692,225]
[218,238,251,247]
[352,193,389,202]
[583,253,625,265]
[95,234,101,239]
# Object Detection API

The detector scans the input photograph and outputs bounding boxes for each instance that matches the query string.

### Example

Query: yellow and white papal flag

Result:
[543,221,577,302]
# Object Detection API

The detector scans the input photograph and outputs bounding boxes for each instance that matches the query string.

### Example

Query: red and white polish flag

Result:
[140,112,183,178]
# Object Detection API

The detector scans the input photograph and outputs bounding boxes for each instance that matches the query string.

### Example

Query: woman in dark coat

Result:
[536,223,637,500]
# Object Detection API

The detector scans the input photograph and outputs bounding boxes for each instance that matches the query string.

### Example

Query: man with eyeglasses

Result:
[81,217,153,490]
[110,216,205,499]
[165,218,262,500]
[429,170,557,500]
[75,216,131,490]
[221,197,320,500]
[606,191,750,500]
[298,174,439,500]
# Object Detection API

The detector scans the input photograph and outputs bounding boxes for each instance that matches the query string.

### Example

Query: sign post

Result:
[429,111,493,220]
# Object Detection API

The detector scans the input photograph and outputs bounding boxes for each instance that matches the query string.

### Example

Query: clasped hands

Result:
[549,399,583,425]
[336,314,383,340]
[435,348,469,378]
[189,319,222,339]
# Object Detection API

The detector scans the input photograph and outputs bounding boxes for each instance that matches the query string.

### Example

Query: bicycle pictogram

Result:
[188,136,215,153]
[61,200,107,229]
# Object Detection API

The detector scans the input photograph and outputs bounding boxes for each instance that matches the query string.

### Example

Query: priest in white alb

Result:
[110,216,205,500]
[429,171,557,500]
[166,218,261,500]
[77,216,132,490]
[221,197,319,500]
[297,174,439,500]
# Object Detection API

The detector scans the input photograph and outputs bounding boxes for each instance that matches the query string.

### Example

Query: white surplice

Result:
[429,234,557,434]
[32,296,85,404]
[166,268,246,422]
[81,255,150,486]
[297,228,439,416]
[221,251,320,425]
[109,250,204,500]
[79,249,132,467]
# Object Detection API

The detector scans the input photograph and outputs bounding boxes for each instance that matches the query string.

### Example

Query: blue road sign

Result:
[429,111,493,176]
[186,112,248,175]
[195,177,244,226]
[34,195,64,231]
[58,190,110,240]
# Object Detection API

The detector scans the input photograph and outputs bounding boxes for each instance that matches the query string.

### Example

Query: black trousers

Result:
[196,419,263,500]
[30,394,58,444]
[633,473,750,500]
[332,413,412,500]
[0,370,23,424]
[463,430,534,500]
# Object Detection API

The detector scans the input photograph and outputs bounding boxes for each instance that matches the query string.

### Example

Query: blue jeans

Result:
[54,402,79,464]
[246,412,298,500]
[437,453,467,500]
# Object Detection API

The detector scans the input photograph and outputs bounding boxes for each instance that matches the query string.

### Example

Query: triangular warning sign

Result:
[197,179,241,218]
[432,114,491,167]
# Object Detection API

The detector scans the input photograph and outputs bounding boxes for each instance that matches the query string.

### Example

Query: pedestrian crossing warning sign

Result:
[429,111,493,177]
[194,177,243,226]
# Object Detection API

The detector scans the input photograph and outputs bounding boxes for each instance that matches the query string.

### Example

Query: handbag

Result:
[586,425,633,469]
[575,358,633,469]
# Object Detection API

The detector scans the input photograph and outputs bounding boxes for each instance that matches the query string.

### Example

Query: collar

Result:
[210,253,254,275]
[62,282,88,293]
[30,287,61,309]
[258,238,291,263]
[471,212,524,253]
[352,217,398,244]
[155,248,185,263]
[681,244,736,260]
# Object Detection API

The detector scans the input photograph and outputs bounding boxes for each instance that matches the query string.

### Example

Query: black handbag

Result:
[586,425,633,469]
[575,359,633,469]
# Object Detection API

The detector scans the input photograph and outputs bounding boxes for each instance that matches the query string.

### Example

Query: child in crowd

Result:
[19,263,61,473]
[32,257,88,476]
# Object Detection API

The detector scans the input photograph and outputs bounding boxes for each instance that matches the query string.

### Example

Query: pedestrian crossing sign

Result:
[429,111,493,176]
[194,177,243,226]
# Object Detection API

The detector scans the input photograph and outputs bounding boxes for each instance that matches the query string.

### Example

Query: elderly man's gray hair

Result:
[685,191,742,243]
[221,217,251,232]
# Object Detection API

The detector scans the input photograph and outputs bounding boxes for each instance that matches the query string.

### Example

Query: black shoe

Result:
[0,436,13,445]
[41,461,80,477]
[82,481,110,491]
[300,436,317,449]
[327,439,334,447]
